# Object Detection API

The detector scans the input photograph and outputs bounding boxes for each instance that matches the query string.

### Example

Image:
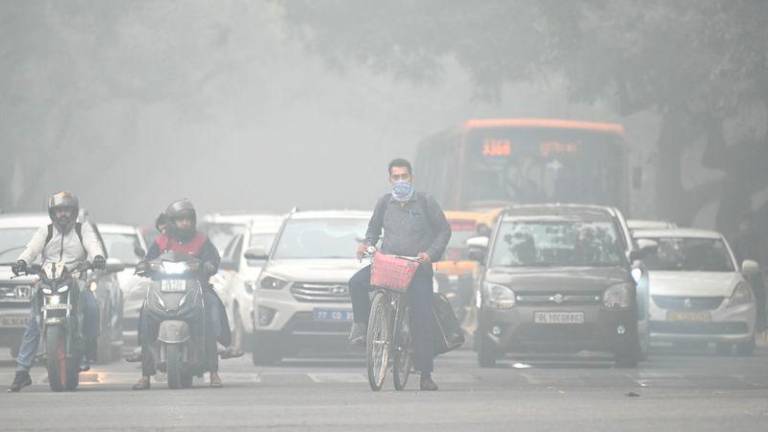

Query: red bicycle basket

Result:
[370,252,420,292]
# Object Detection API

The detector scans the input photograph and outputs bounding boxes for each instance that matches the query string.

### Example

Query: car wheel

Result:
[736,336,756,356]
[97,300,115,364]
[232,308,244,354]
[716,342,733,356]
[477,331,497,368]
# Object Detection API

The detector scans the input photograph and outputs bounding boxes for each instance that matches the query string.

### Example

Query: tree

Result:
[280,0,768,236]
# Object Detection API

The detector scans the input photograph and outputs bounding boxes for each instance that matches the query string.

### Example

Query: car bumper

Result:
[649,301,755,344]
[252,289,354,354]
[478,305,637,354]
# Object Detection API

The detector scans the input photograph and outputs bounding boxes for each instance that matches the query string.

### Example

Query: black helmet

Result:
[48,192,79,232]
[165,199,196,241]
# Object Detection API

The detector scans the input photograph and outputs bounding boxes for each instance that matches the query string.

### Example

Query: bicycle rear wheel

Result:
[367,291,392,391]
[392,301,413,391]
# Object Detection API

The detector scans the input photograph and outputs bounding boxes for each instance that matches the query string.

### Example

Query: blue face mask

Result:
[391,180,415,202]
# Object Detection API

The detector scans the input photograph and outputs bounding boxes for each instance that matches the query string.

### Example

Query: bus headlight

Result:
[603,284,632,309]
[483,282,516,309]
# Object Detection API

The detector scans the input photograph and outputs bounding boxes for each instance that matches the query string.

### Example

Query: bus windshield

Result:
[464,128,624,208]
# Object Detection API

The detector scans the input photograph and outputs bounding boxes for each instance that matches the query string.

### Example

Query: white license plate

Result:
[43,304,70,310]
[313,309,354,322]
[0,316,29,328]
[667,311,711,322]
[534,312,585,324]
[161,280,187,293]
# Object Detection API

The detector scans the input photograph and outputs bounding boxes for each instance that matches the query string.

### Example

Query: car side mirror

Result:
[134,247,146,259]
[244,247,269,261]
[742,260,760,277]
[105,258,126,273]
[466,236,489,263]
[630,238,658,262]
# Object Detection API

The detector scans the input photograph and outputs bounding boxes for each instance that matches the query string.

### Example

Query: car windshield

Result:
[0,228,36,262]
[490,219,625,267]
[101,233,144,265]
[640,237,735,272]
[272,218,368,260]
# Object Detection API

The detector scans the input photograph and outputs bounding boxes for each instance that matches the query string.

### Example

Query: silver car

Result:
[635,228,759,355]
[247,210,370,364]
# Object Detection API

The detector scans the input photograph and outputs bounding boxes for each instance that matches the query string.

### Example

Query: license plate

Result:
[161,280,186,293]
[534,312,585,324]
[43,304,70,310]
[667,311,711,322]
[313,309,354,322]
[0,316,29,328]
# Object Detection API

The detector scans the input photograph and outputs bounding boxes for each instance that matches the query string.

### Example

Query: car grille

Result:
[650,321,748,335]
[515,290,603,306]
[0,284,33,304]
[290,283,351,303]
[652,296,724,311]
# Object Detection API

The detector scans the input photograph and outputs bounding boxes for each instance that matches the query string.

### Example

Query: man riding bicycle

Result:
[348,158,451,391]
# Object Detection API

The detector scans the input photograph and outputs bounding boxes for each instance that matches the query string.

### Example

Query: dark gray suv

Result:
[472,204,650,368]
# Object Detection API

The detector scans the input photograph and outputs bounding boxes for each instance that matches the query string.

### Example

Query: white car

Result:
[636,228,759,355]
[210,215,285,354]
[97,224,148,344]
[248,210,370,364]
[627,219,677,235]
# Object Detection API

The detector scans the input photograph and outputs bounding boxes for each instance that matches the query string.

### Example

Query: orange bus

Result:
[414,118,630,213]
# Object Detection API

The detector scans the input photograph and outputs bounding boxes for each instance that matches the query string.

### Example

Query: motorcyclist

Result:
[132,200,239,390]
[348,158,451,391]
[8,192,106,392]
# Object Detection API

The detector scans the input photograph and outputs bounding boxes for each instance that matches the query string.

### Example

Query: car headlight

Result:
[244,281,258,294]
[483,282,516,309]
[728,283,753,307]
[260,274,288,290]
[57,285,70,293]
[603,283,632,309]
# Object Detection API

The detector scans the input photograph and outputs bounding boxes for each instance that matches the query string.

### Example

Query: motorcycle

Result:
[138,252,209,389]
[8,261,92,392]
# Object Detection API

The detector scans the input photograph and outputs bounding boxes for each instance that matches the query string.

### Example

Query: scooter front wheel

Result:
[166,344,184,389]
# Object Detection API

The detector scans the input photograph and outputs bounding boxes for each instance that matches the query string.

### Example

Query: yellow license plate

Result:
[667,311,711,322]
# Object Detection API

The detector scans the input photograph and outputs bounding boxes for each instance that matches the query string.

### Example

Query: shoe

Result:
[219,347,244,359]
[209,372,223,388]
[132,377,151,390]
[419,373,438,391]
[8,371,32,393]
[348,322,367,345]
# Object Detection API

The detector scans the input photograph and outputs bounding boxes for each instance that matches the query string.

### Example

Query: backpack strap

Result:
[44,223,85,248]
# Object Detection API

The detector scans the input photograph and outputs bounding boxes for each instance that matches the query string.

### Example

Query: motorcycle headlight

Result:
[603,283,632,309]
[260,274,288,290]
[162,261,190,275]
[728,283,753,307]
[57,285,70,293]
[483,282,516,309]
[41,286,53,295]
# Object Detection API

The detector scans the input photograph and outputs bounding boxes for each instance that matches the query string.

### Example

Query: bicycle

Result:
[365,251,419,391]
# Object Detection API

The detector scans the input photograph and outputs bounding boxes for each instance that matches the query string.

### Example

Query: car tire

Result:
[97,300,115,364]
[736,337,756,357]
[716,342,733,356]
[614,338,640,368]
[477,331,497,368]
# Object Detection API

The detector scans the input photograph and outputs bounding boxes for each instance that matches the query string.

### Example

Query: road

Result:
[1,345,767,431]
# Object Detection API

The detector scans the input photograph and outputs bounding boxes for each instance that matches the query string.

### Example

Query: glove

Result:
[11,260,27,276]
[202,262,217,275]
[93,255,106,270]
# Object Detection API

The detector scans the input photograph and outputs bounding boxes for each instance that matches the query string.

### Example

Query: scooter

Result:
[139,252,209,389]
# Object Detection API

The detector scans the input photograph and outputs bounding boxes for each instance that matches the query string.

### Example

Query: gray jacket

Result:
[18,223,104,268]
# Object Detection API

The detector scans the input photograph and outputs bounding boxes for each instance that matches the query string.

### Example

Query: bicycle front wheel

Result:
[392,301,413,391]
[367,290,392,391]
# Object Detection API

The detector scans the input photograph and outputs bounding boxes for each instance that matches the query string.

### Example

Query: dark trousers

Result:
[350,264,435,374]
